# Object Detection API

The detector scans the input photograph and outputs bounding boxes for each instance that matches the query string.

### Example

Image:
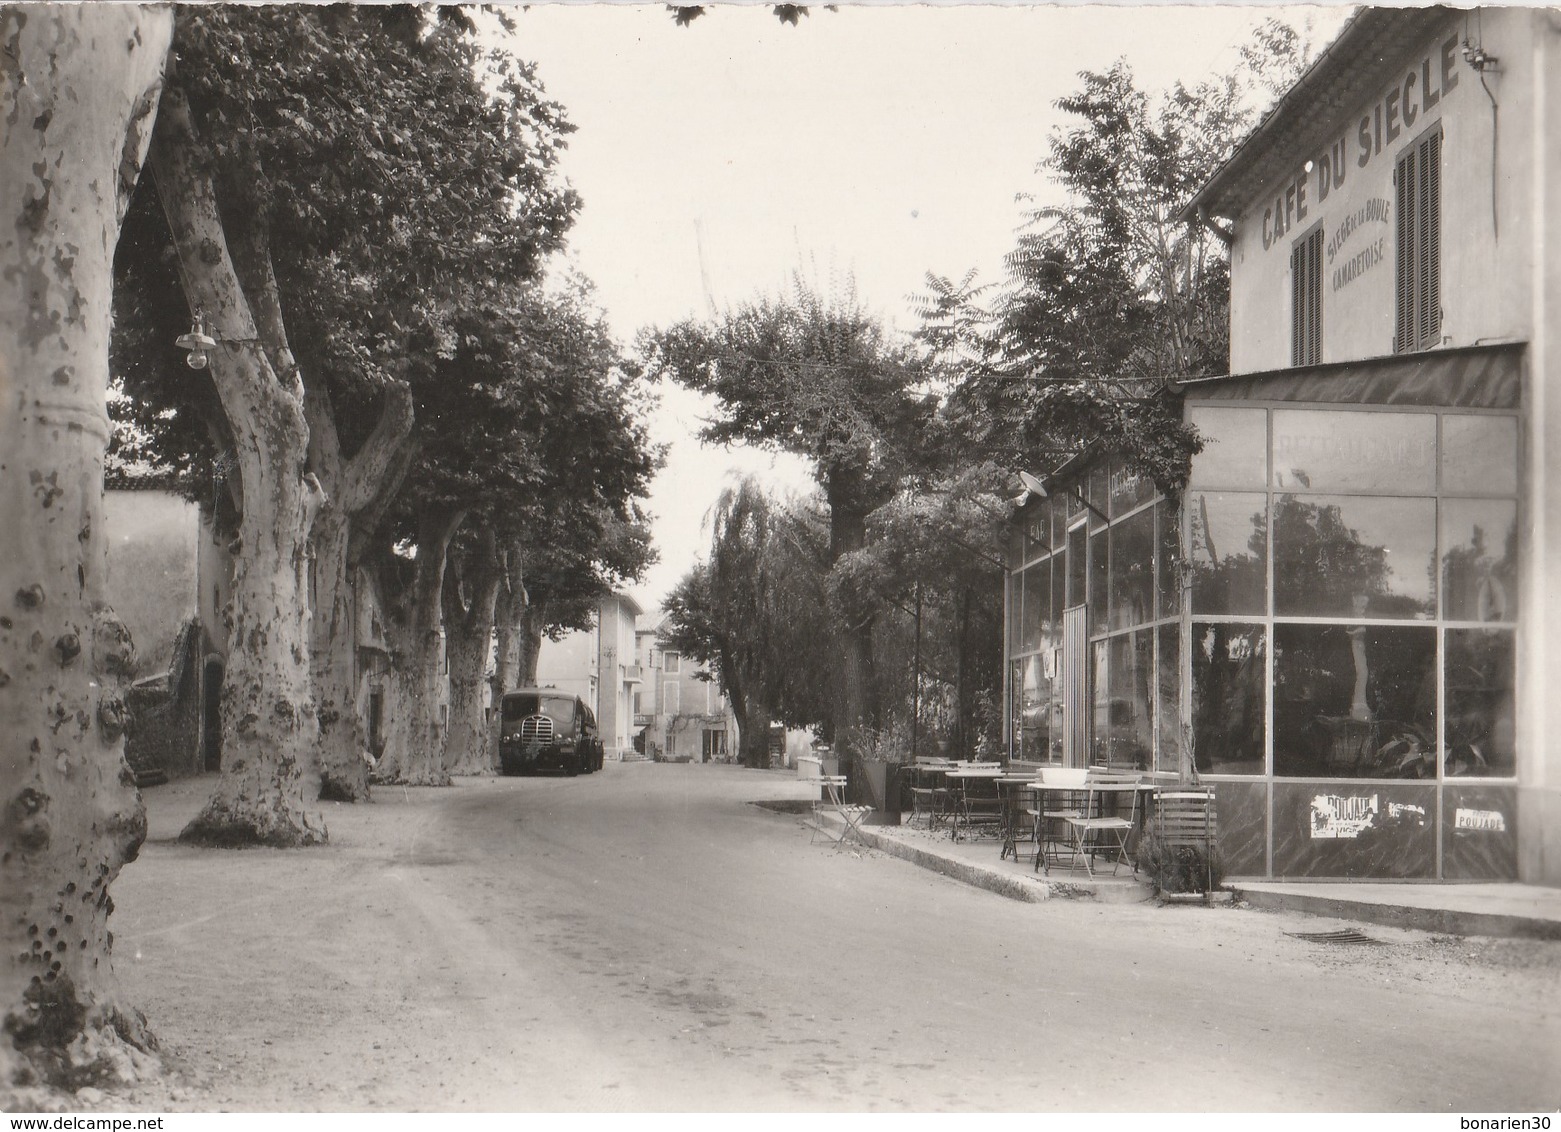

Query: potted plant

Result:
[846,721,911,825]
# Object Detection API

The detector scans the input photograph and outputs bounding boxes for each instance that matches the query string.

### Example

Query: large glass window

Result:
[1109,507,1154,629]
[1018,560,1046,653]
[1156,624,1181,773]
[1006,573,1022,654]
[1018,652,1054,763]
[1442,415,1518,496]
[1192,623,1266,776]
[1272,494,1435,618]
[1189,492,1267,616]
[1097,629,1153,771]
[1444,629,1515,777]
[1111,465,1155,517]
[1156,502,1182,620]
[1088,463,1111,530]
[1088,528,1109,634]
[1066,522,1087,608]
[1441,499,1518,622]
[1050,548,1067,628]
[1272,624,1436,779]
[1188,406,1267,489]
[1272,410,1436,493]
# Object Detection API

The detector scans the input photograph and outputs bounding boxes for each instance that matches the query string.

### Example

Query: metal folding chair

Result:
[1000,780,1039,862]
[952,771,1003,841]
[810,774,871,849]
[1060,775,1142,878]
[906,761,953,830]
[1033,767,1088,874]
[1152,789,1219,902]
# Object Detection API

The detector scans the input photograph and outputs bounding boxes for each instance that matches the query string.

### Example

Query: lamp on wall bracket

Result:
[1018,470,1048,499]
[175,310,217,371]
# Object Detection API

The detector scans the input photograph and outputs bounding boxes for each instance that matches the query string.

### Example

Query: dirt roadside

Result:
[21,771,1561,1113]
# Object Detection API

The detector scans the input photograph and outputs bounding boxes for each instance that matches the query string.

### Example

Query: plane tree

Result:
[111,4,579,822]
[367,289,658,783]
[440,292,659,777]
[643,275,934,748]
[0,3,175,1098]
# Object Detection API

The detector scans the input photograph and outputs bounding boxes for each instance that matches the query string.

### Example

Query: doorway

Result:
[201,659,224,772]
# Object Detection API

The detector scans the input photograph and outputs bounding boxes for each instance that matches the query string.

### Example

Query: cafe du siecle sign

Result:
[1259,32,1464,291]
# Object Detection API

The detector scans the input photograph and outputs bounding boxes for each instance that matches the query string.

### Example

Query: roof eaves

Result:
[1181,6,1454,224]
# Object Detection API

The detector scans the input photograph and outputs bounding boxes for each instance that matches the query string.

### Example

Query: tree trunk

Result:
[0,5,171,1095]
[824,478,879,747]
[442,531,501,776]
[308,504,362,801]
[150,87,326,847]
[492,573,526,694]
[518,600,546,687]
[738,700,772,770]
[486,558,526,756]
[306,384,414,802]
[373,509,463,786]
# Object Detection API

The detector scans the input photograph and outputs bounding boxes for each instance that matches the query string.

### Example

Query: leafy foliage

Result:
[643,272,933,503]
[929,22,1315,496]
[373,280,660,613]
[645,273,937,738]
[660,482,831,763]
[114,3,583,505]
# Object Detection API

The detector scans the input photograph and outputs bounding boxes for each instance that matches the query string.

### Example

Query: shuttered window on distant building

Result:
[1395,126,1443,353]
[1290,225,1323,366]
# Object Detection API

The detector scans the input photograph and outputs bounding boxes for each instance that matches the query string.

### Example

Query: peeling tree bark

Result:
[306,383,414,802]
[0,5,171,1096]
[373,507,463,787]
[148,86,325,847]
[441,529,500,776]
[491,555,527,696]
[517,600,546,689]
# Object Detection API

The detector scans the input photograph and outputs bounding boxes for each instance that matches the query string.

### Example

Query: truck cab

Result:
[498,689,604,776]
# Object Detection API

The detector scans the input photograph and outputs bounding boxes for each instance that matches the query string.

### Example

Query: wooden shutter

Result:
[1395,126,1442,353]
[1291,241,1306,365]
[1305,228,1322,364]
[1290,228,1323,367]
[1420,128,1442,348]
[1395,147,1416,352]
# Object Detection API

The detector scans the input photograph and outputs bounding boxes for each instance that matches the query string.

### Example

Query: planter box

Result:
[857,759,903,825]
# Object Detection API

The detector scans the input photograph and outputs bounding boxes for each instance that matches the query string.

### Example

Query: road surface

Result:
[111,763,1560,1111]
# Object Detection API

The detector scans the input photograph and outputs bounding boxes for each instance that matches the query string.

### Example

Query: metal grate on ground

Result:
[1283,928,1386,945]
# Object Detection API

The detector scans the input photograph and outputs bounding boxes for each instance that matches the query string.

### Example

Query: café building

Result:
[1003,6,1561,884]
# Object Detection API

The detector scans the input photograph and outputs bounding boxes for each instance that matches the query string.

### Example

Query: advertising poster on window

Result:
[1310,792,1378,839]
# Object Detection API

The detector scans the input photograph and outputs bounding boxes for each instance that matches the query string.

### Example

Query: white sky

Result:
[507,3,1351,610]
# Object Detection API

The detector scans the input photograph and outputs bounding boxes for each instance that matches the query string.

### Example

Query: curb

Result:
[1233,887,1561,941]
[849,822,1058,903]
[804,810,1125,904]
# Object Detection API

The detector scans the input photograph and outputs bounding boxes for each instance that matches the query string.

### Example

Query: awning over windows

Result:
[1183,343,1523,410]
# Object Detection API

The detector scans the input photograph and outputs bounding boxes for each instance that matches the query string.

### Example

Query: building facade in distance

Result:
[632,610,738,763]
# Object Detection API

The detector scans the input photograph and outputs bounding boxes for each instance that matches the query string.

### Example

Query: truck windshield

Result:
[501,694,575,726]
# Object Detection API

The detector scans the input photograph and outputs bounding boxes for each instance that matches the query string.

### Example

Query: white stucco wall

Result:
[1228,10,1538,373]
